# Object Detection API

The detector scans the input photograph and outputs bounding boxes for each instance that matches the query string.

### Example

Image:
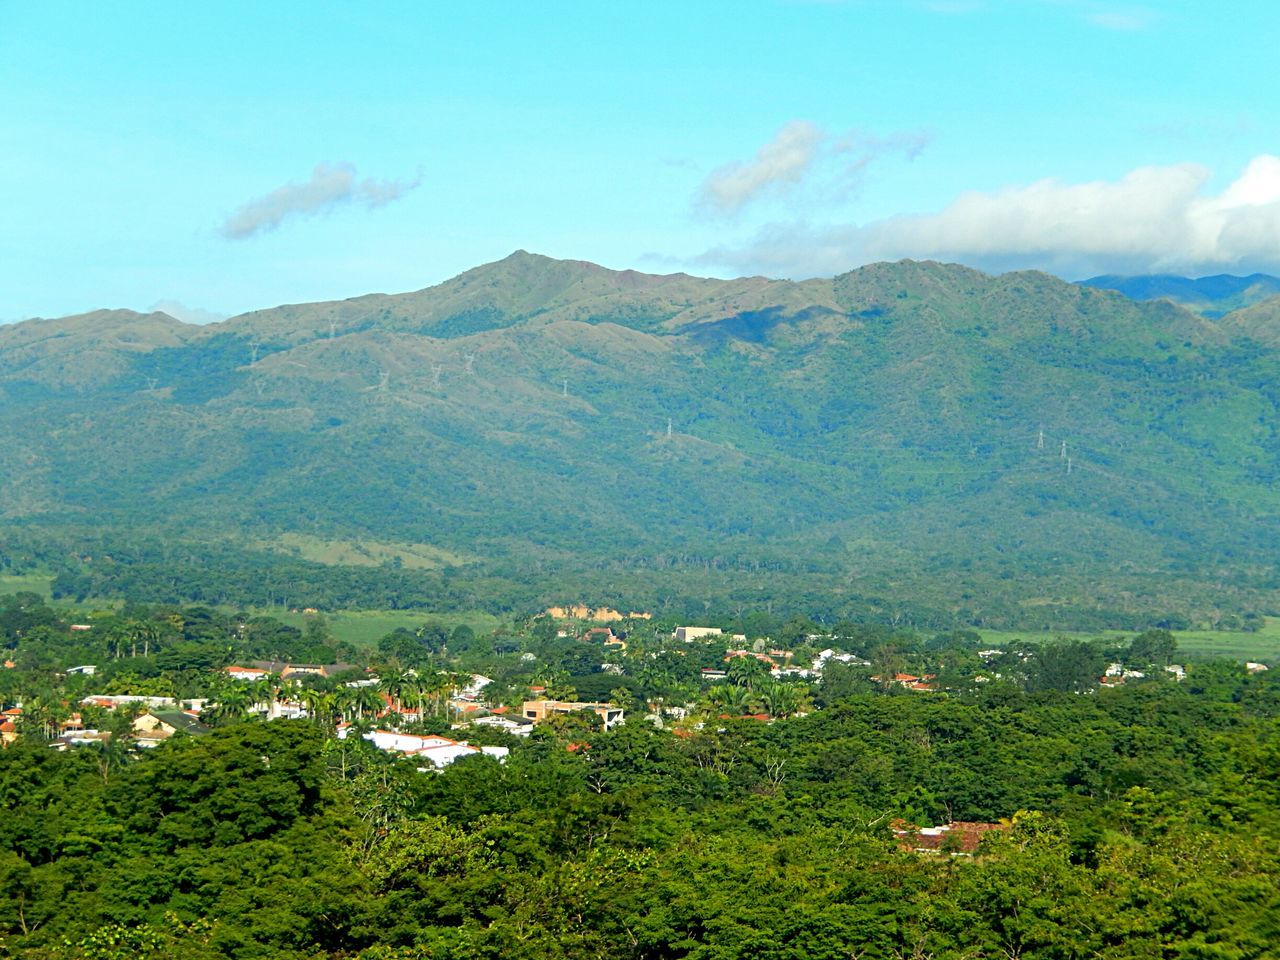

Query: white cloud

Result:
[1085,7,1156,30]
[149,300,229,324]
[696,156,1280,279]
[696,121,929,218]
[698,121,827,217]
[220,162,421,239]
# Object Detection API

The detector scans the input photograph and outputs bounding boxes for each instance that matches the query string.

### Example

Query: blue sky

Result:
[3,1,1278,321]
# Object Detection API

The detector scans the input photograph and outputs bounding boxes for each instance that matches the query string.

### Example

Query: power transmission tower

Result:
[431,364,443,388]
[329,321,337,340]
[1066,457,1073,475]
[1060,440,1067,459]
[562,378,568,398]
[667,418,673,438]
[464,354,475,376]
[1037,425,1044,449]
[249,342,260,364]
[377,369,389,392]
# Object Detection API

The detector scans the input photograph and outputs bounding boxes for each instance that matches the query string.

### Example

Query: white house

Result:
[470,715,534,736]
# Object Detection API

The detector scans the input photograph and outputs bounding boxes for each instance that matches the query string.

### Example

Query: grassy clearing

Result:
[977,618,1280,663]
[263,608,505,649]
[0,575,54,600]
[256,533,468,570]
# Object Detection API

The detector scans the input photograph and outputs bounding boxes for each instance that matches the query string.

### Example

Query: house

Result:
[66,665,98,676]
[700,668,728,681]
[455,674,493,701]
[336,725,509,770]
[469,715,534,736]
[417,743,509,770]
[49,730,111,751]
[892,819,1007,855]
[246,661,357,680]
[69,624,93,632]
[580,627,618,645]
[0,716,18,748]
[724,650,780,668]
[1103,663,1145,684]
[812,649,871,671]
[82,695,177,711]
[675,626,722,642]
[132,711,210,747]
[1246,662,1270,673]
[522,699,625,729]
[224,664,271,681]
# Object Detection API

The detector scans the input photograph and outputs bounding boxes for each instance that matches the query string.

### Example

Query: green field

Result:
[255,533,469,570]
[0,574,54,600]
[977,619,1280,664]
[265,607,506,649]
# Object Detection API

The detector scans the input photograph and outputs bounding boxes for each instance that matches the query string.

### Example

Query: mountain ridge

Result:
[3,253,1279,626]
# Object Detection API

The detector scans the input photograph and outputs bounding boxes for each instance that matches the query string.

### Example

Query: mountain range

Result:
[3,252,1280,628]
[1079,272,1280,317]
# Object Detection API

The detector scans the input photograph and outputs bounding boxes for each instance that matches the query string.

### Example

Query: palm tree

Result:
[350,685,381,720]
[379,670,414,714]
[331,686,357,722]
[709,683,751,716]
[299,688,327,724]
[133,621,161,658]
[727,655,769,691]
[210,687,252,726]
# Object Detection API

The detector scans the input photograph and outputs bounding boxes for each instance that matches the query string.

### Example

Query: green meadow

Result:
[267,607,506,649]
[977,618,1280,663]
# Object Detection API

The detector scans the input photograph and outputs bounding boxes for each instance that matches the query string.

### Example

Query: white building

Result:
[675,626,723,642]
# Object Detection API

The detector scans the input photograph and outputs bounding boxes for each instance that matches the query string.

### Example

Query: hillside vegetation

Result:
[4,253,1280,627]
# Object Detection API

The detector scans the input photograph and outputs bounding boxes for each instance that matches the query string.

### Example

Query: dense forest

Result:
[2,590,1277,958]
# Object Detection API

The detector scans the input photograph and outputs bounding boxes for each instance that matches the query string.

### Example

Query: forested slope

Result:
[4,253,1280,625]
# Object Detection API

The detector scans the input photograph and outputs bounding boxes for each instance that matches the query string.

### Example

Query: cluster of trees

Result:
[1,663,1277,958]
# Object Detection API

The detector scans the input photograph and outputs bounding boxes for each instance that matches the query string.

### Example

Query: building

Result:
[82,695,178,711]
[132,711,211,747]
[456,674,493,701]
[675,626,723,642]
[336,725,509,770]
[0,712,18,748]
[224,664,271,681]
[249,661,357,680]
[892,819,1007,855]
[522,699,625,729]
[469,715,535,736]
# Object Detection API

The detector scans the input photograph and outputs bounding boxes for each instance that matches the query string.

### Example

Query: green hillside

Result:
[3,253,1279,627]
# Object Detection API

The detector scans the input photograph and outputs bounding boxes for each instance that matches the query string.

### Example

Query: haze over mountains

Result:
[1079,273,1280,317]
[4,252,1280,626]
